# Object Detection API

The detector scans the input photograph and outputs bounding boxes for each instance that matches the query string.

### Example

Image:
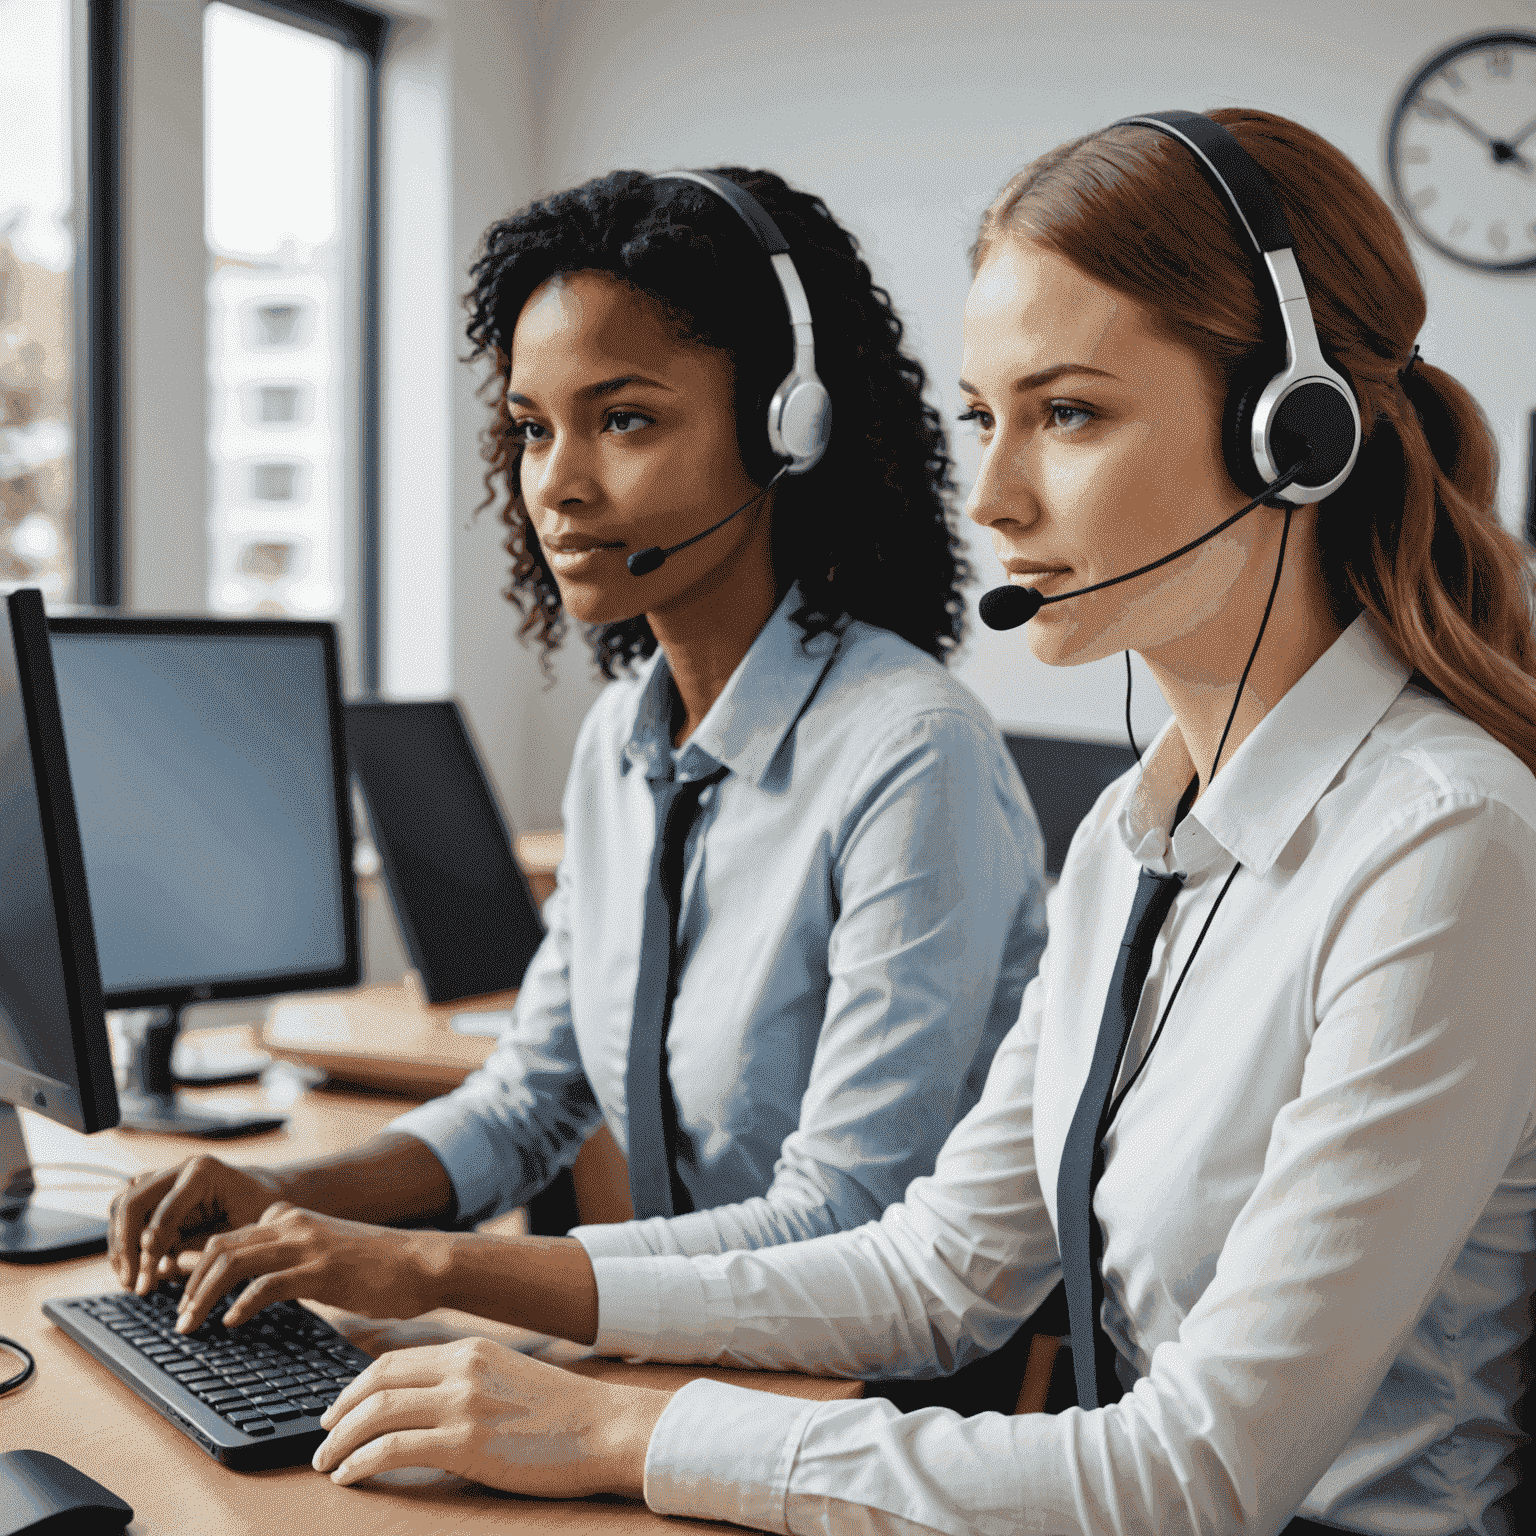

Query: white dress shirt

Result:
[392,586,1047,1249]
[591,614,1536,1536]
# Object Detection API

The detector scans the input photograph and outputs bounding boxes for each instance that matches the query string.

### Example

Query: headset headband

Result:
[650,170,831,474]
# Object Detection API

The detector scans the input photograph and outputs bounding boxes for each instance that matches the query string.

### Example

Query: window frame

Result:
[76,0,126,607]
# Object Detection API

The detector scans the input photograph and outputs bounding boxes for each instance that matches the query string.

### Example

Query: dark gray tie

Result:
[625,766,726,1220]
[1056,866,1183,1409]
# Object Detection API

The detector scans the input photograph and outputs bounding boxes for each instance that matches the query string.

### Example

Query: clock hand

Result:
[1419,96,1534,171]
[1509,114,1536,152]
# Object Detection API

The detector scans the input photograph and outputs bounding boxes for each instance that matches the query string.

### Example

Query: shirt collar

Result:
[1120,613,1412,877]
[620,584,847,787]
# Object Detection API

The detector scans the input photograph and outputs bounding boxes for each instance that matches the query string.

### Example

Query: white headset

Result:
[652,170,832,474]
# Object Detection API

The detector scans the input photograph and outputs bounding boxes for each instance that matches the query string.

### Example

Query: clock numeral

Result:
[1411,186,1439,211]
[1448,217,1471,242]
[1400,144,1431,165]
[1438,64,1466,92]
[1488,221,1510,255]
[1485,48,1513,78]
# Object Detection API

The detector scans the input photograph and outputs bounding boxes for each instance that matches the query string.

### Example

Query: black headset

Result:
[650,170,832,475]
[1116,111,1361,505]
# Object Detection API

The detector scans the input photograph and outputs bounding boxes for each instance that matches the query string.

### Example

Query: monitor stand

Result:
[171,1032,272,1086]
[117,1007,287,1138]
[0,1103,109,1263]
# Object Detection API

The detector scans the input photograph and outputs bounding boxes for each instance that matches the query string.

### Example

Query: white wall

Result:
[495,0,1536,755]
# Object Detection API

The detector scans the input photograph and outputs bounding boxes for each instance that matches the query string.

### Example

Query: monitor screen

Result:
[0,591,115,1133]
[345,700,545,1004]
[47,621,356,1005]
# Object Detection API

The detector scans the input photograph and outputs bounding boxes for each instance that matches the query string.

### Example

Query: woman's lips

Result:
[544,537,623,572]
[1002,562,1071,590]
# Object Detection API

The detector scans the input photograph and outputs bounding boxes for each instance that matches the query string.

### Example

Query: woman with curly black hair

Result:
[467,168,972,679]
[124,167,1047,1396]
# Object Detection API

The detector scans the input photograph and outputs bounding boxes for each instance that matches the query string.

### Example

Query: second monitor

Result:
[344,699,545,1006]
[48,615,359,1136]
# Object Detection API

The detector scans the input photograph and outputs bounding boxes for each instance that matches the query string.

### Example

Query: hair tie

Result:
[1399,343,1422,384]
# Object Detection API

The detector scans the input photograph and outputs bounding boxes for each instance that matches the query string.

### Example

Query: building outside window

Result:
[205,0,363,628]
[0,0,75,602]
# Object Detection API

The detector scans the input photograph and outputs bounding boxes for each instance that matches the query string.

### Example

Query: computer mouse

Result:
[0,1449,133,1536]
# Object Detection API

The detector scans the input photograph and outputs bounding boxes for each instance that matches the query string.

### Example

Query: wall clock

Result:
[1386,30,1536,273]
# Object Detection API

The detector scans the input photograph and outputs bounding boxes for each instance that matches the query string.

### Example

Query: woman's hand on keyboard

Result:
[110,1154,285,1297]
[171,1203,446,1334]
[310,1336,667,1499]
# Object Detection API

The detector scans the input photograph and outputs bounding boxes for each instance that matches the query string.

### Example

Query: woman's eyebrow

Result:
[958,363,1119,396]
[505,373,675,409]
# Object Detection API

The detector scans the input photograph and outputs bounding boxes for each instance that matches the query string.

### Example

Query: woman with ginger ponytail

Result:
[297,114,1535,1536]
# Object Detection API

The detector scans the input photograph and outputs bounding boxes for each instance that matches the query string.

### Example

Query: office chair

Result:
[1002,733,1140,878]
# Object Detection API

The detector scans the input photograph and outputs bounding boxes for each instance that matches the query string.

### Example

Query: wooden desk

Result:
[6,1077,859,1535]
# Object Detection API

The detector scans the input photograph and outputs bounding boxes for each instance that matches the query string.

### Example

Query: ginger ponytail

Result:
[980,106,1536,775]
[1319,355,1536,772]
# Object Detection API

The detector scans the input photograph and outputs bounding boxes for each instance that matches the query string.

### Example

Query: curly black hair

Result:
[463,167,968,677]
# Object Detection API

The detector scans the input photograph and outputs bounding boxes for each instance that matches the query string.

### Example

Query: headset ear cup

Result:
[1268,383,1359,494]
[1221,360,1273,500]
[769,377,832,473]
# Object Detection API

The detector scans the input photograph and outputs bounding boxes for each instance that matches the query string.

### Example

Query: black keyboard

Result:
[43,1280,376,1470]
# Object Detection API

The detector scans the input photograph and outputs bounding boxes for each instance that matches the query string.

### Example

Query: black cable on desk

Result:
[0,1337,36,1395]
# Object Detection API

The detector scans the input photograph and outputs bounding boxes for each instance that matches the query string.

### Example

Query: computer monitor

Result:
[0,590,120,1262]
[47,615,359,1137]
[344,700,546,1005]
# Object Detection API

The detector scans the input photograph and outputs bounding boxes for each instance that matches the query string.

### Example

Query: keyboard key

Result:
[297,1396,330,1414]
[225,1407,268,1424]
[241,1420,277,1437]
[227,1373,262,1386]
[202,1389,248,1405]
[263,1405,302,1422]
[249,1392,288,1406]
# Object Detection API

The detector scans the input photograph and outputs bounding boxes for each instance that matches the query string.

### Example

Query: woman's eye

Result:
[957,407,994,434]
[509,418,548,444]
[604,410,652,435]
[1049,402,1093,431]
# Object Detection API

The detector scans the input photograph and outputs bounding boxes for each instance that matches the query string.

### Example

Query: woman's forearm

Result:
[427,1231,601,1345]
[270,1131,457,1228]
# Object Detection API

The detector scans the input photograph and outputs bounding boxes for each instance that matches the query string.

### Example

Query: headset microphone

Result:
[978,464,1303,631]
[626,465,789,577]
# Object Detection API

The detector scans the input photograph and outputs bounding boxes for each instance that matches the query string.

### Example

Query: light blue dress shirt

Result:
[391,587,1048,1254]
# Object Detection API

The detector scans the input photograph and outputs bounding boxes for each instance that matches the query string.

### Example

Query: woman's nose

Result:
[966,437,1035,533]
[526,431,597,510]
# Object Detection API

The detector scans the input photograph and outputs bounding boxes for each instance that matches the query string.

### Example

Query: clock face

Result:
[1386,30,1536,273]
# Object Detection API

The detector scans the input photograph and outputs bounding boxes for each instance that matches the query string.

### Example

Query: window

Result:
[250,461,302,502]
[249,300,309,347]
[255,384,304,424]
[0,0,75,600]
[204,0,387,686]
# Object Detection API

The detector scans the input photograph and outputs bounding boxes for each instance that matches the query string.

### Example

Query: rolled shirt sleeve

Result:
[387,865,605,1226]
